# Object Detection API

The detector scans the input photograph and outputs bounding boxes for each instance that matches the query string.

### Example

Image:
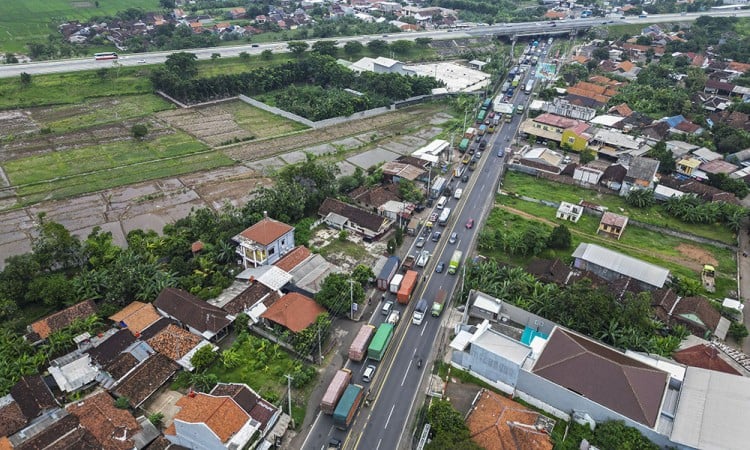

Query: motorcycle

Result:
[417,359,422,369]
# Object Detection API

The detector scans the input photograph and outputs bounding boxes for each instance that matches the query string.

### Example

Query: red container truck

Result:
[348,324,375,362]
[397,270,419,304]
[320,369,352,415]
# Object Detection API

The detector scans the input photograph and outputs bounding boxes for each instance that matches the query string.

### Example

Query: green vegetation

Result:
[425,399,483,450]
[0,0,159,53]
[4,132,233,205]
[220,100,309,139]
[40,95,173,132]
[502,171,736,244]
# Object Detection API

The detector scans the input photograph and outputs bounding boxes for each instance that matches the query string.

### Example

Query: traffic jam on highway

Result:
[311,37,545,450]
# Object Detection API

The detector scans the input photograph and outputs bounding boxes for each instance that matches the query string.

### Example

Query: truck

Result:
[412,298,429,325]
[512,75,522,87]
[416,250,430,268]
[438,207,451,226]
[448,250,463,275]
[431,289,447,317]
[476,109,487,123]
[321,369,352,415]
[454,188,463,200]
[701,264,716,293]
[458,138,470,153]
[402,255,415,272]
[501,81,511,93]
[397,270,419,304]
[386,310,400,325]
[464,127,477,141]
[367,323,394,361]
[376,256,400,291]
[332,384,364,430]
[453,165,464,178]
[348,325,375,362]
[478,124,487,136]
[508,66,519,78]
[525,79,534,94]
[389,273,404,294]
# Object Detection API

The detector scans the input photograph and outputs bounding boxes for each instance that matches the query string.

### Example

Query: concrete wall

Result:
[499,300,556,336]
[451,342,522,388]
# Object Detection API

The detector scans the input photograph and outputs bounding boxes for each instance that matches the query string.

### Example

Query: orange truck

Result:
[397,270,419,304]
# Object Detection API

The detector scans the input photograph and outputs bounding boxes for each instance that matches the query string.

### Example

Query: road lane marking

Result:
[384,404,396,429]
[376,438,382,450]
[402,360,413,386]
[420,322,428,336]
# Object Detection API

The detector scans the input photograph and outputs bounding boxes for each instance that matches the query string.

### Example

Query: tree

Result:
[415,37,432,47]
[287,41,309,57]
[239,51,250,61]
[351,264,375,287]
[165,52,198,78]
[425,399,482,450]
[548,224,572,249]
[343,41,364,56]
[115,397,130,409]
[625,189,655,208]
[261,49,273,60]
[312,40,337,57]
[19,72,31,86]
[4,53,18,64]
[96,67,108,80]
[367,39,388,54]
[210,52,221,60]
[190,345,216,372]
[647,140,675,174]
[159,0,176,8]
[131,124,148,139]
[579,148,596,165]
[390,40,413,55]
[398,179,424,203]
[593,421,659,450]
[316,273,364,315]
[148,412,164,428]
[32,216,83,271]
[729,322,749,343]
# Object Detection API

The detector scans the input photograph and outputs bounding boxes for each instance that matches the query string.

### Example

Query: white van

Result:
[436,196,448,210]
[454,188,463,200]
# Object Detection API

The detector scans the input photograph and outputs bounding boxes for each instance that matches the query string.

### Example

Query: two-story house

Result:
[520,113,582,146]
[234,215,295,269]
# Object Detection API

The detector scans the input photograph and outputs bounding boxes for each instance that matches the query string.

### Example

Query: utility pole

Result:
[317,327,322,363]
[285,374,294,428]
[349,279,355,320]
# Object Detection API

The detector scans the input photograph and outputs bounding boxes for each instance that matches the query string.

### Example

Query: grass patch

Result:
[487,202,737,298]
[221,100,309,139]
[0,67,153,109]
[195,53,295,77]
[0,0,160,53]
[502,171,736,244]
[317,238,372,261]
[4,131,233,204]
[42,94,173,132]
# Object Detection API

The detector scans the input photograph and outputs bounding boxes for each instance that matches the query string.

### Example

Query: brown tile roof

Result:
[10,375,57,421]
[609,103,633,117]
[148,324,202,361]
[261,292,326,333]
[139,317,179,341]
[673,344,741,375]
[728,61,750,73]
[0,399,27,438]
[318,197,387,234]
[0,437,11,450]
[699,159,738,175]
[533,328,669,427]
[109,301,163,336]
[274,245,311,272]
[466,390,553,450]
[13,413,91,450]
[142,435,173,450]
[570,55,589,65]
[532,113,581,129]
[169,393,249,443]
[238,217,293,246]
[600,211,628,228]
[30,299,97,340]
[617,60,636,72]
[671,296,722,334]
[67,391,140,450]
[222,281,280,316]
[349,183,402,206]
[525,259,570,285]
[566,87,610,104]
[651,287,679,323]
[675,120,701,133]
[573,81,608,94]
[105,352,140,380]
[211,383,278,430]
[87,329,136,366]
[114,354,179,408]
[154,288,231,335]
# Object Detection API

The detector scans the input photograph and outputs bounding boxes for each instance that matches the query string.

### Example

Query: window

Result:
[568,137,575,144]
[268,247,275,255]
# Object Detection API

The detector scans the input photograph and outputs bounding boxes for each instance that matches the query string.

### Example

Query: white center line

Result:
[384,404,396,430]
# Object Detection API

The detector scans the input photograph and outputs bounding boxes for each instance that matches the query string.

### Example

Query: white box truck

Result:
[389,274,403,294]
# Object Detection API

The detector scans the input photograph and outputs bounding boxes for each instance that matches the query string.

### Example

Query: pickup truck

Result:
[416,250,430,268]
[386,310,400,325]
[402,254,415,271]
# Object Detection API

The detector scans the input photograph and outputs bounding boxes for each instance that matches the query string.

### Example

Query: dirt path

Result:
[498,204,706,273]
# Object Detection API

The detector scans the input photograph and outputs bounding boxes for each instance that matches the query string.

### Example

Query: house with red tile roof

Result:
[598,211,629,240]
[147,323,215,370]
[466,389,554,450]
[0,375,59,438]
[673,343,742,376]
[233,215,295,269]
[166,390,264,449]
[109,301,161,336]
[154,287,232,342]
[260,292,326,333]
[113,354,179,408]
[27,299,97,343]
[211,383,280,440]
[274,245,312,272]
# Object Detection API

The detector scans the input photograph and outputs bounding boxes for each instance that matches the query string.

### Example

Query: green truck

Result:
[448,250,463,275]
[367,323,394,361]
[431,288,447,317]
[476,109,486,123]
[458,138,470,153]
[333,384,365,430]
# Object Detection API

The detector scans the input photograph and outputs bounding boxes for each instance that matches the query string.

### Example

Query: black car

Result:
[478,141,487,151]
[461,173,469,182]
[435,262,445,273]
[432,231,442,242]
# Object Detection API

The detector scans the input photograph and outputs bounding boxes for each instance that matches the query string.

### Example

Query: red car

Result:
[466,218,475,229]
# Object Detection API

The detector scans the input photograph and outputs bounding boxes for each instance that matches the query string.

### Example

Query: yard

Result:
[0,0,159,53]
[3,131,234,205]
[502,171,737,245]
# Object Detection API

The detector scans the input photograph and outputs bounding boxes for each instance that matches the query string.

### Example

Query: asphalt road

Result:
[2,11,748,79]
[299,45,538,450]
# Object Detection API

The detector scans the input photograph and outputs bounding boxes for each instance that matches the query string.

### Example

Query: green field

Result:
[0,0,160,53]
[3,131,234,205]
[38,94,173,131]
[502,171,737,245]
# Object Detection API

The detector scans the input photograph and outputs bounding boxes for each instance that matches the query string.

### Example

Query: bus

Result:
[94,52,118,61]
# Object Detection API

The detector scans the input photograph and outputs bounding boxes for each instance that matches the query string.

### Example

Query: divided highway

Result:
[1,11,747,79]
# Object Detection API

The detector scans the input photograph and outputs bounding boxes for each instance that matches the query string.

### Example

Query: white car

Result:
[137,59,147,64]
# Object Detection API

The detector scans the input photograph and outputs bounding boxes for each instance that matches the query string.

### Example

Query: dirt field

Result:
[677,243,719,267]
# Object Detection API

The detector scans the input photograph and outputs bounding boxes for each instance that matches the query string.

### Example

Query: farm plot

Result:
[157,100,308,147]
[0,110,39,138]
[3,131,233,206]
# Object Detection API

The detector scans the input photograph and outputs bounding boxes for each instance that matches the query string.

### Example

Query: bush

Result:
[115,396,130,409]
[148,412,164,428]
[131,124,148,139]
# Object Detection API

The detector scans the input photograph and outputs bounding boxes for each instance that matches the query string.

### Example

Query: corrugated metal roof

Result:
[571,243,669,288]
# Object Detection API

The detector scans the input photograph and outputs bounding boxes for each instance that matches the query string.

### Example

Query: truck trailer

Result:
[348,324,375,362]
[367,323,394,361]
[321,369,352,415]
[332,384,364,430]
[397,270,419,304]
[376,256,400,291]
[431,289,447,317]
[389,273,404,294]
